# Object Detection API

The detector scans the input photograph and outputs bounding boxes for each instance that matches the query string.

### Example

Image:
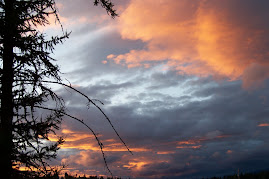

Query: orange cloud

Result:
[177,139,203,145]
[49,129,148,152]
[176,133,231,149]
[109,0,269,89]
[176,138,204,149]
[123,161,148,170]
[176,145,202,149]
[48,129,95,142]
[258,123,269,127]
[157,151,175,155]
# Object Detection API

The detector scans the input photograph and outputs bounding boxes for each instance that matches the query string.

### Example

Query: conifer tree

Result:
[0,0,127,178]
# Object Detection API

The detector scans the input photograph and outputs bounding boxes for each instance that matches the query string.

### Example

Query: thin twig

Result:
[34,105,113,177]
[42,80,133,155]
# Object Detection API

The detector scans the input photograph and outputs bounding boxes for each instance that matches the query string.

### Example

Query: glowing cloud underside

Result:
[258,123,269,127]
[49,129,149,152]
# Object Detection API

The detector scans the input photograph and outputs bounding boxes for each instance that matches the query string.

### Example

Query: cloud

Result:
[242,63,269,89]
[175,132,231,149]
[258,123,269,127]
[53,129,149,152]
[43,1,269,178]
[53,74,269,178]
[108,0,269,89]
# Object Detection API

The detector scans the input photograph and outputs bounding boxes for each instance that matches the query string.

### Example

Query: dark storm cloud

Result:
[55,71,269,178]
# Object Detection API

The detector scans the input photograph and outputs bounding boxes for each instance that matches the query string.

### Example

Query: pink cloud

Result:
[258,123,269,127]
[108,0,269,89]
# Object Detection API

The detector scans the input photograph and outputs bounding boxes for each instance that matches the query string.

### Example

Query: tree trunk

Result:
[0,0,15,178]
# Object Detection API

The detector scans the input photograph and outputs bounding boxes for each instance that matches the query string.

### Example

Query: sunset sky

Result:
[42,0,269,178]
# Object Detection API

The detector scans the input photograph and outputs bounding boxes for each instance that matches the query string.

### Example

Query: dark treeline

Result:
[62,173,122,179]
[13,170,122,179]
[13,169,269,179]
[203,170,269,179]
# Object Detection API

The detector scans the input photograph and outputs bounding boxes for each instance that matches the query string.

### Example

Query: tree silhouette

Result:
[0,0,130,178]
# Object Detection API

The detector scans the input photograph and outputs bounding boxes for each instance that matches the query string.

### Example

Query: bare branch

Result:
[42,80,133,155]
[34,105,114,177]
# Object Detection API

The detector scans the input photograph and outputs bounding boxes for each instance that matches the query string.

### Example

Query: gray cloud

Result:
[52,72,269,178]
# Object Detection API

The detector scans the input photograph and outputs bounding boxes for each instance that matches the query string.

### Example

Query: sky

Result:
[40,0,269,178]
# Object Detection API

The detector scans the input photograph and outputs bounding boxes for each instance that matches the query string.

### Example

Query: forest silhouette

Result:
[12,168,269,178]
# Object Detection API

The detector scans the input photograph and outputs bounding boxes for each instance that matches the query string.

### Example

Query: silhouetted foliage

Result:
[204,169,269,179]
[62,172,122,179]
[0,0,129,179]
